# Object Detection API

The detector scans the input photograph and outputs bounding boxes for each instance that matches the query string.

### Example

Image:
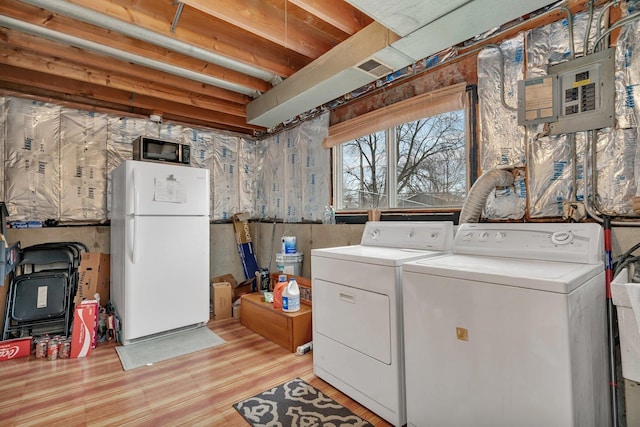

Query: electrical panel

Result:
[517,48,615,134]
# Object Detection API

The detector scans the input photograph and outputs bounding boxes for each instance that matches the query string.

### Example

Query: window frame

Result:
[331,85,478,215]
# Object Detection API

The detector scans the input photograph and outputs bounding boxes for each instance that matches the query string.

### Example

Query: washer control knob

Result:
[429,232,439,240]
[478,232,490,241]
[462,231,474,241]
[495,232,506,242]
[551,231,573,245]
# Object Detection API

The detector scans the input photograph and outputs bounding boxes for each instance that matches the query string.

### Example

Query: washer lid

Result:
[312,244,450,267]
[403,254,604,293]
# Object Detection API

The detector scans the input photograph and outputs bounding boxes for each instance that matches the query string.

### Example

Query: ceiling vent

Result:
[356,58,394,78]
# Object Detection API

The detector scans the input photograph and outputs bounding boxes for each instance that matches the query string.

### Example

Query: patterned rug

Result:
[233,377,373,426]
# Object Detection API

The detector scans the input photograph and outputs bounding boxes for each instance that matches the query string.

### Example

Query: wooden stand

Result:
[240,292,312,353]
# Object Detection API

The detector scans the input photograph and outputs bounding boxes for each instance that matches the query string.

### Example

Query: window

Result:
[335,109,468,210]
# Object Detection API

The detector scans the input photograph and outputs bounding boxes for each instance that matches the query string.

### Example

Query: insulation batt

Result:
[0,96,330,223]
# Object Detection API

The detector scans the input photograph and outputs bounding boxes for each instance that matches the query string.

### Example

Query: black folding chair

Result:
[2,243,83,339]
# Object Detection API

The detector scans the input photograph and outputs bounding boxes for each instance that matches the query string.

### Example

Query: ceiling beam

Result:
[0,44,247,117]
[62,0,309,77]
[288,0,371,35]
[0,85,145,116]
[0,65,263,133]
[2,2,270,92]
[179,0,338,58]
[0,28,251,107]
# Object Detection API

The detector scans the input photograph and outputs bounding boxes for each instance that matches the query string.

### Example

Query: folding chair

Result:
[2,245,78,339]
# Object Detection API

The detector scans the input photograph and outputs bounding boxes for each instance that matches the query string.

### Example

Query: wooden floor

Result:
[0,318,392,426]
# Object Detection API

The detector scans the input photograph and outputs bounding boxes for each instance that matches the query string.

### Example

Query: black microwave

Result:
[133,136,191,165]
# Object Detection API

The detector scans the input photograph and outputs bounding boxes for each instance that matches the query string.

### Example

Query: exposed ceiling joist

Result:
[0,0,586,135]
[1,0,374,134]
[288,0,371,35]
[179,0,345,58]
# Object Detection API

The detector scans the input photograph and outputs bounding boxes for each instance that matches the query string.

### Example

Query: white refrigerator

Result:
[110,160,210,345]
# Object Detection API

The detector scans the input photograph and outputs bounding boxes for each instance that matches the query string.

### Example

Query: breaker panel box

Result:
[517,48,615,134]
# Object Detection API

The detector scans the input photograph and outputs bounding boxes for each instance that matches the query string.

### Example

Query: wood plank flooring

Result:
[0,318,392,426]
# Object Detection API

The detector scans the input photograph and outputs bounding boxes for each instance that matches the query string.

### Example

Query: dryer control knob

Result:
[551,231,573,245]
[495,232,506,241]
[462,231,474,241]
[429,232,439,240]
[369,229,380,240]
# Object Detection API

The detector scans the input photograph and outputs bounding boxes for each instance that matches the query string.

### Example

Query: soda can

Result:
[59,339,71,359]
[35,338,47,359]
[47,339,58,361]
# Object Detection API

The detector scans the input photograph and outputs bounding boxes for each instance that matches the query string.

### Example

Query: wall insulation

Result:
[259,113,329,223]
[1,97,330,223]
[184,127,215,216]
[239,137,262,219]
[212,133,239,221]
[477,36,527,219]
[611,13,640,215]
[60,109,107,222]
[5,98,60,221]
[478,6,640,219]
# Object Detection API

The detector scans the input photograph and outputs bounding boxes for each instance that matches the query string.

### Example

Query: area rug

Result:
[233,377,373,426]
[115,327,225,371]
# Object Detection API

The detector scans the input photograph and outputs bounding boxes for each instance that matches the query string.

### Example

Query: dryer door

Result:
[314,279,391,364]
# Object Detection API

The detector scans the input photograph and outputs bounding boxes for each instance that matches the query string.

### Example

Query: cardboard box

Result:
[80,299,100,349]
[232,299,241,319]
[75,253,110,306]
[0,337,32,361]
[70,301,97,358]
[211,273,255,302]
[238,242,260,281]
[212,273,236,288]
[232,213,260,280]
[232,213,252,244]
[211,282,232,320]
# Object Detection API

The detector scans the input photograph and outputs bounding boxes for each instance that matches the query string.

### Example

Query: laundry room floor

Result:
[0,318,392,426]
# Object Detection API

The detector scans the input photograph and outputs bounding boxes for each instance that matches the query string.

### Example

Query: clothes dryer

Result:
[312,221,454,426]
[402,223,610,427]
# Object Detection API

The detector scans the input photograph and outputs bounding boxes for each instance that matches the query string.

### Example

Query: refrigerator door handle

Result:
[127,215,138,264]
[133,166,140,216]
[132,215,139,264]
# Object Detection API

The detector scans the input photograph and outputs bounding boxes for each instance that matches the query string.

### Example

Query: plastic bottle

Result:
[282,277,300,312]
[323,206,332,224]
[281,231,296,254]
[324,206,336,224]
[273,274,288,309]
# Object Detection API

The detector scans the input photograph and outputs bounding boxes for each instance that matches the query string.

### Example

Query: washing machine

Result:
[312,221,454,427]
[402,222,611,427]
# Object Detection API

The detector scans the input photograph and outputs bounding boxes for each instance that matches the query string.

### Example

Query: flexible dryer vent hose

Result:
[459,168,515,224]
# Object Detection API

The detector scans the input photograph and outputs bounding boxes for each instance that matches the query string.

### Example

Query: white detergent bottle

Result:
[282,278,300,312]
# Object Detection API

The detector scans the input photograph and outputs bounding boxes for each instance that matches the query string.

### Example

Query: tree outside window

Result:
[338,110,467,210]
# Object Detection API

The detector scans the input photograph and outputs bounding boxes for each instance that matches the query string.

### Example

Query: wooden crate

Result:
[240,276,312,353]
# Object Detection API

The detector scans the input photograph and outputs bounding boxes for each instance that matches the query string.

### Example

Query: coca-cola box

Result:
[70,301,97,358]
[0,337,32,361]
